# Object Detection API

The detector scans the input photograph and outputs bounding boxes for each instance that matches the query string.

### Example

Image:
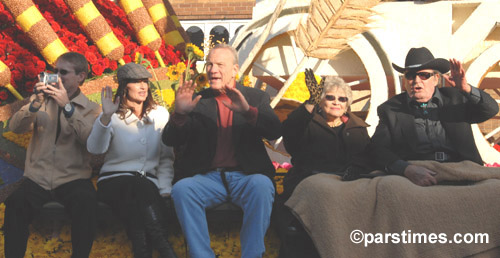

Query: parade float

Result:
[0,0,499,257]
[0,0,282,256]
[232,0,500,164]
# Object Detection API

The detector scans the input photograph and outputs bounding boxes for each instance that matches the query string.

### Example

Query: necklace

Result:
[328,120,343,127]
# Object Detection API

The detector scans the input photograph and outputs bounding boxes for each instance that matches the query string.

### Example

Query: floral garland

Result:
[0,201,280,257]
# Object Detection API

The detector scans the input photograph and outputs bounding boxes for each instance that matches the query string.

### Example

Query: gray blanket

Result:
[285,161,500,258]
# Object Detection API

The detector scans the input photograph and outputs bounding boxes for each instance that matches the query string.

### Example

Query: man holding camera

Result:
[5,52,100,258]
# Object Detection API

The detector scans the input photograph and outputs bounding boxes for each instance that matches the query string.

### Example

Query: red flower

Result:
[85,51,98,65]
[92,63,105,76]
[36,60,46,71]
[25,80,36,93]
[11,70,22,82]
[101,58,109,69]
[108,61,118,71]
[25,65,39,79]
[0,90,8,100]
[124,44,136,56]
[123,55,132,64]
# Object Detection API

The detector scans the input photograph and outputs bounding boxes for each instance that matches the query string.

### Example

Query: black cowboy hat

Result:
[392,47,450,74]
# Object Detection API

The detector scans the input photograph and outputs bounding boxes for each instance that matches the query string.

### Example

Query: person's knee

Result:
[5,188,25,208]
[171,178,197,202]
[247,174,275,194]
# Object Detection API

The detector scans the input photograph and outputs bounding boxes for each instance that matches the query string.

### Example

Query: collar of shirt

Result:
[123,110,153,125]
[406,86,444,110]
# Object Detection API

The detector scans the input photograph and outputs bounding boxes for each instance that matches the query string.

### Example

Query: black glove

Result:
[342,164,377,181]
[304,68,324,105]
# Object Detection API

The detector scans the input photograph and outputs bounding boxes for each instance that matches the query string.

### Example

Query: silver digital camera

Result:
[40,72,59,85]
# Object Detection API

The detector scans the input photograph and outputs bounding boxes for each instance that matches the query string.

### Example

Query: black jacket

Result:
[163,84,282,182]
[281,104,371,199]
[370,86,499,174]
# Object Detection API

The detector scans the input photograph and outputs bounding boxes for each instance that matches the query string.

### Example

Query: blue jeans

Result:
[171,171,275,258]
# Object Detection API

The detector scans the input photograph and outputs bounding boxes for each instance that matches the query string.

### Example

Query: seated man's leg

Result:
[171,172,228,258]
[228,173,275,258]
[56,179,97,258]
[4,178,51,258]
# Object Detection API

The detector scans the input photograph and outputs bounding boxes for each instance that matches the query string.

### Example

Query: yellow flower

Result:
[242,75,251,87]
[44,238,62,253]
[186,43,204,60]
[134,52,141,64]
[176,62,187,76]
[160,88,176,112]
[283,72,322,103]
[166,65,180,81]
[195,73,209,91]
[2,131,32,149]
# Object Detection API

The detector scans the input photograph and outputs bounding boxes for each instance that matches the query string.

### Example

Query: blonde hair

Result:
[207,43,239,65]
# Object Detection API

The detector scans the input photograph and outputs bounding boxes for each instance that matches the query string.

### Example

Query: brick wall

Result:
[169,0,255,20]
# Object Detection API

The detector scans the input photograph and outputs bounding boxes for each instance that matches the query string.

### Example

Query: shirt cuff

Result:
[171,112,188,127]
[242,106,258,125]
[29,101,41,113]
[387,159,410,176]
[97,113,112,128]
[465,85,481,104]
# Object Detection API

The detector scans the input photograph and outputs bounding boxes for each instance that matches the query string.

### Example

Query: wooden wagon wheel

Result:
[465,44,500,164]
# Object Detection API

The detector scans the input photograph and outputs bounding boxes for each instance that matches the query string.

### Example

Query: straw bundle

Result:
[118,0,166,67]
[142,0,186,52]
[2,0,68,66]
[64,0,125,64]
[162,0,189,45]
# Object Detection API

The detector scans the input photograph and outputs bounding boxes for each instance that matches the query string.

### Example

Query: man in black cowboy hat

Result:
[370,47,498,186]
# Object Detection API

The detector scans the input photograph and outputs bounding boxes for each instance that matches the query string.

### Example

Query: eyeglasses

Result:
[325,95,348,103]
[54,69,74,75]
[404,71,435,80]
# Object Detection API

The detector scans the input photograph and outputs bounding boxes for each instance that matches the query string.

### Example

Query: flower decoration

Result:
[184,43,204,81]
[195,73,209,91]
[0,0,183,103]
[186,43,204,61]
[283,72,322,103]
[236,74,252,87]
[2,131,32,148]
[166,64,181,82]
[272,162,292,195]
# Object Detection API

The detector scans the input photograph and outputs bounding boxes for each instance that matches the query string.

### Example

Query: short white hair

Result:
[321,76,353,107]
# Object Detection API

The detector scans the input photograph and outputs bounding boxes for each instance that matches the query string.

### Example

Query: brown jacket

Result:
[9,92,100,190]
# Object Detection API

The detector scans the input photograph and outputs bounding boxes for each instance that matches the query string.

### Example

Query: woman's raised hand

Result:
[304,68,323,105]
[100,86,120,126]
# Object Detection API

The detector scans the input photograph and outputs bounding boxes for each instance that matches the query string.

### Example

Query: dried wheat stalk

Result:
[294,0,380,59]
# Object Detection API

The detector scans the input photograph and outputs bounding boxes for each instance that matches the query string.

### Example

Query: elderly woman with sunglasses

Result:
[276,69,373,258]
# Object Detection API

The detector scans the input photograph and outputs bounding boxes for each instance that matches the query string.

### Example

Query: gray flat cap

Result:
[117,63,152,82]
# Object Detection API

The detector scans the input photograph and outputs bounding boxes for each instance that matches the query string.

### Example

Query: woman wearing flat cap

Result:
[370,47,498,186]
[87,63,178,258]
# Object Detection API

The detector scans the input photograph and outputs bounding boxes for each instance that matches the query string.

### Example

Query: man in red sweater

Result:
[163,44,281,258]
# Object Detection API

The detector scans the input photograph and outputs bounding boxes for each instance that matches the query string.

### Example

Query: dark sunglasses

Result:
[404,71,435,80]
[325,95,348,103]
[54,69,74,75]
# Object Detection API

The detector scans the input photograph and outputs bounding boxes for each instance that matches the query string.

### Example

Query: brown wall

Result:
[169,0,255,20]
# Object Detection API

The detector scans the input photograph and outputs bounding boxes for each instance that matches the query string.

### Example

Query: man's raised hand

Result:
[443,58,471,93]
[175,79,202,115]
